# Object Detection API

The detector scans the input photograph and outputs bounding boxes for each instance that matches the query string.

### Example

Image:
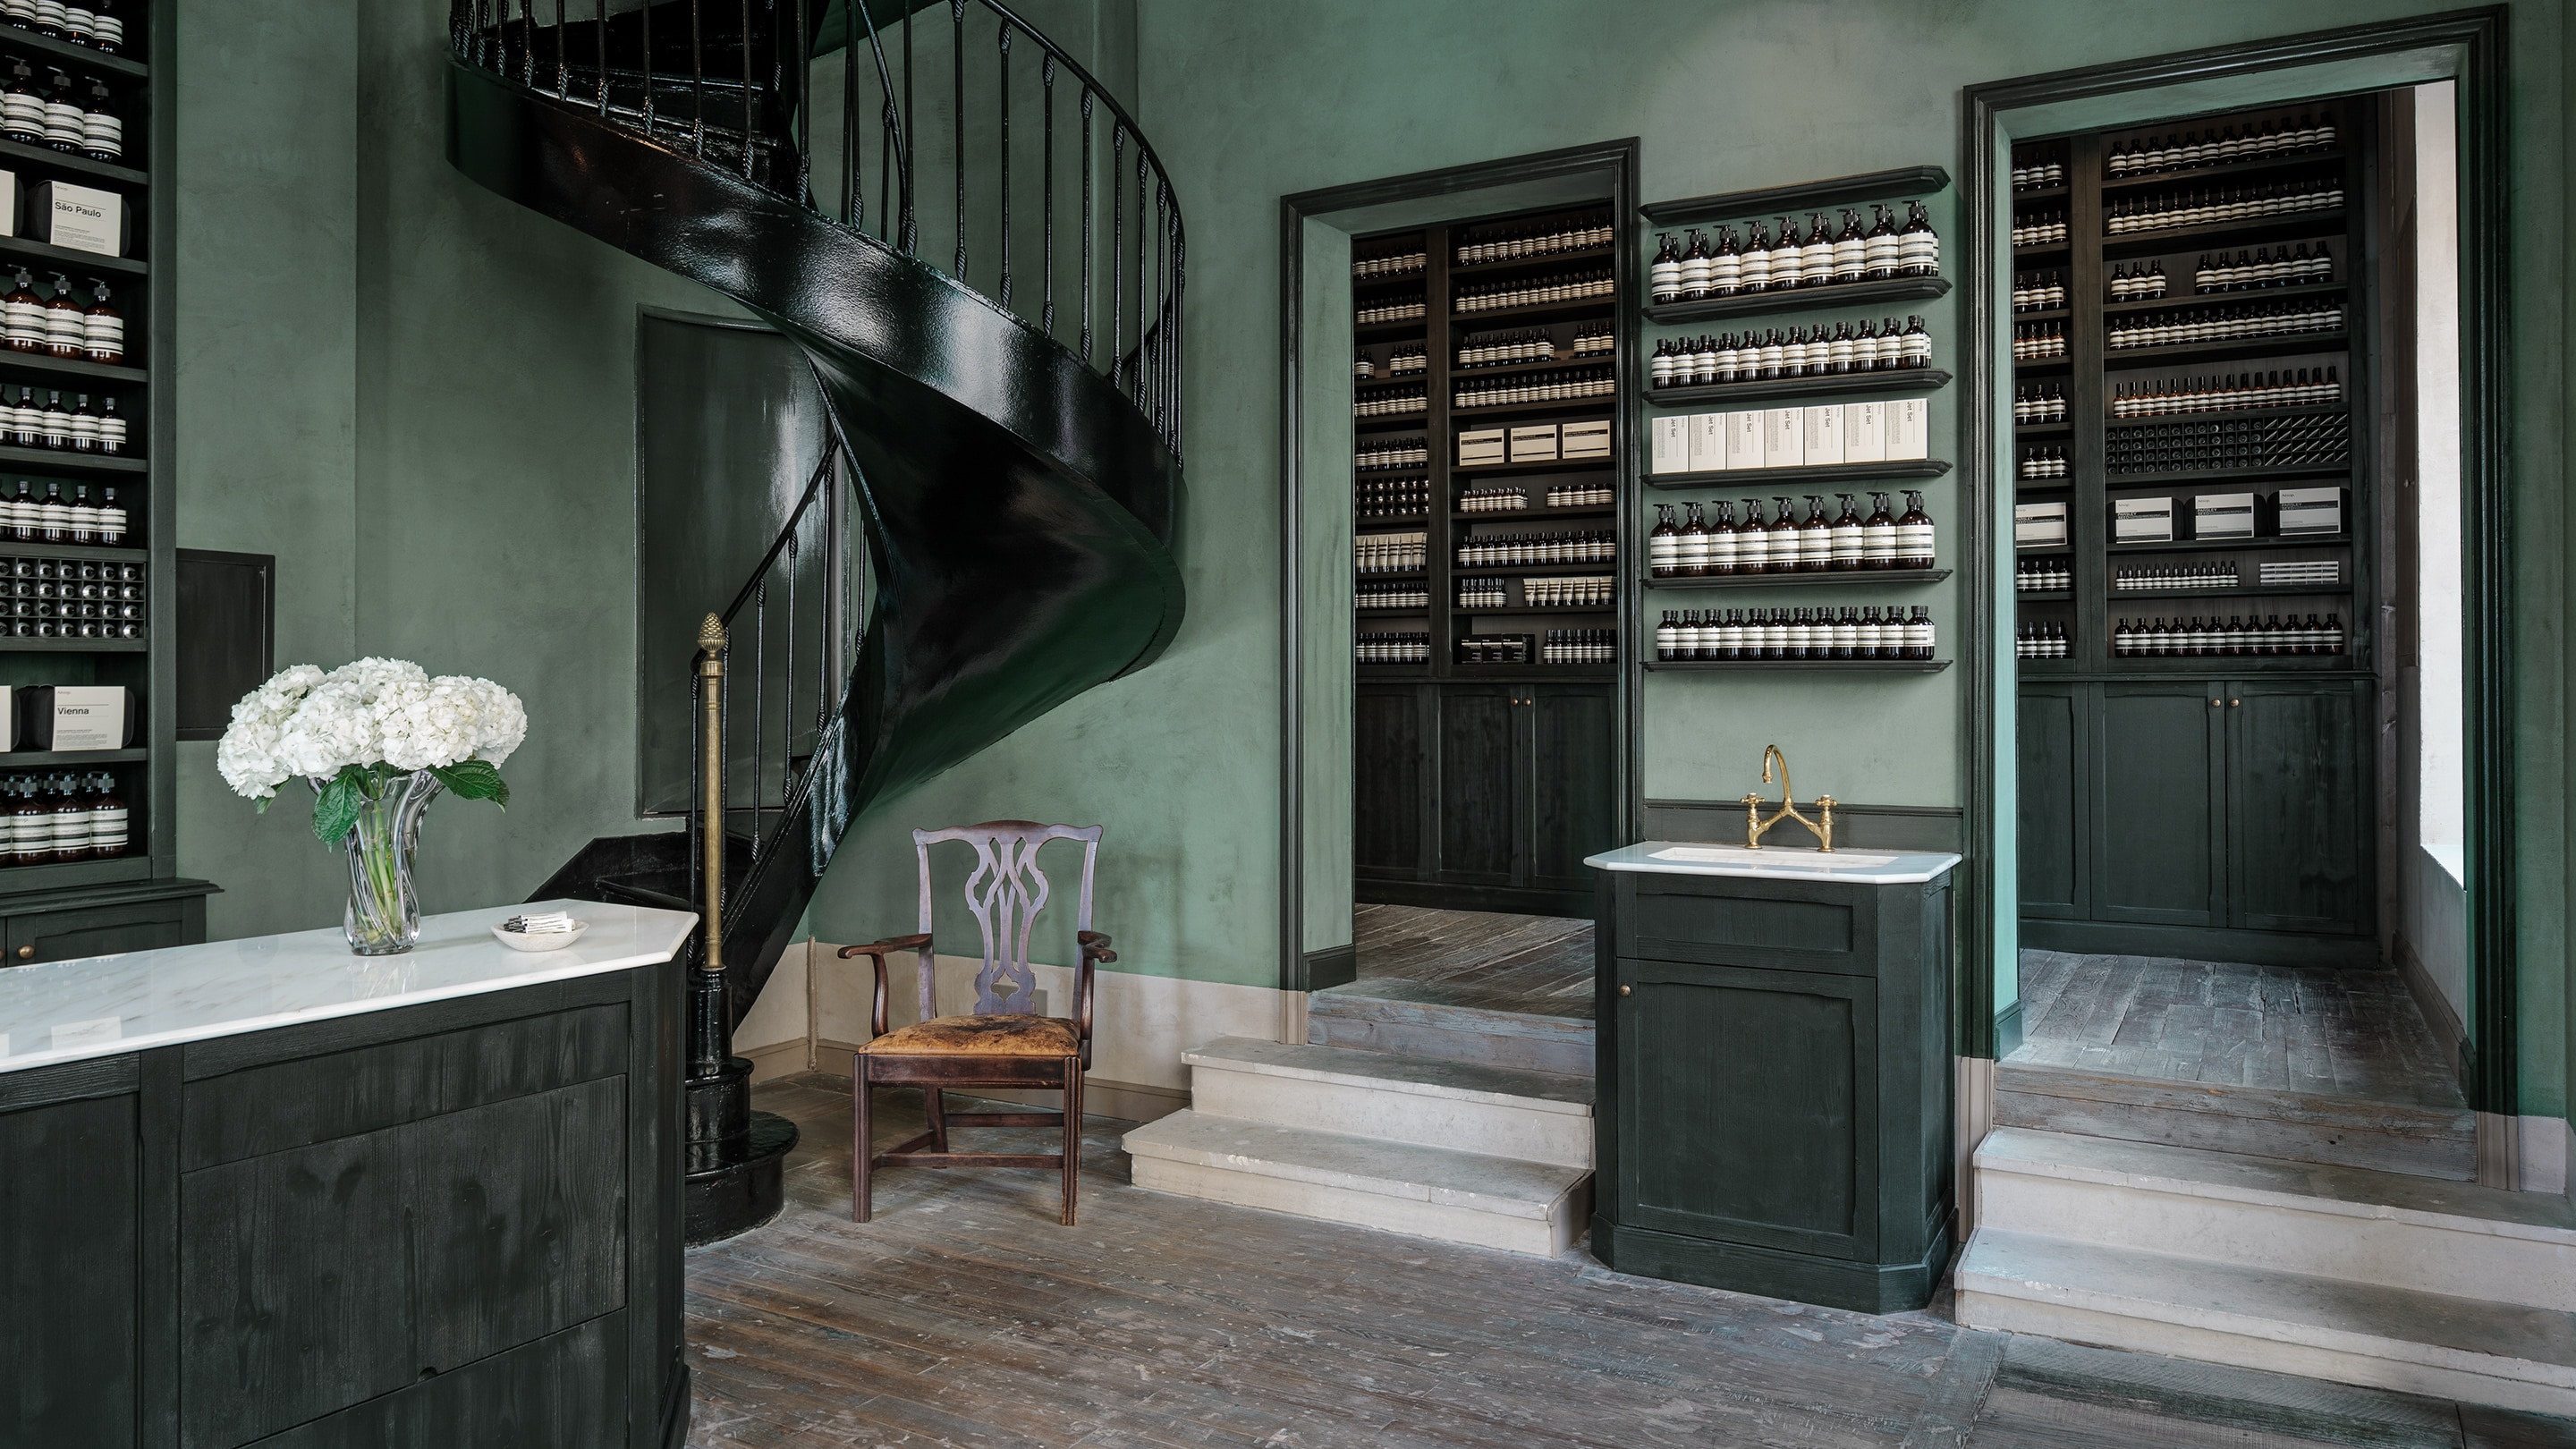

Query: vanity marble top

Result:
[0,899,695,1075]
[1586,841,1963,885]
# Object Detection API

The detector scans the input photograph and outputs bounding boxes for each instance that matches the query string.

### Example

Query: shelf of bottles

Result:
[2012,101,2361,674]
[1352,202,1622,677]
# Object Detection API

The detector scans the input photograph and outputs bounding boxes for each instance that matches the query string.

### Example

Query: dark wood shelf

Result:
[2101,281,2345,316]
[1453,457,1614,477]
[0,746,144,765]
[1648,459,1950,491]
[2015,420,2072,436]
[2108,533,2351,554]
[1645,658,1951,673]
[1354,513,1428,526]
[2099,148,2346,194]
[0,350,145,387]
[0,634,144,651]
[1452,604,1618,615]
[2014,355,2072,374]
[1646,369,1949,409]
[1355,570,1427,580]
[0,233,143,278]
[1448,663,1618,682]
[0,134,145,190]
[2012,308,2070,322]
[1353,317,1428,341]
[1448,351,1615,379]
[1449,294,1617,326]
[1449,396,1615,419]
[2104,402,2347,428]
[2105,463,2350,488]
[0,24,148,79]
[2100,208,2347,258]
[2105,332,2349,369]
[1352,412,1430,431]
[2108,583,2349,600]
[1641,165,1951,226]
[1352,367,1430,385]
[1447,245,1614,278]
[1641,275,1949,326]
[2012,185,2070,203]
[1647,568,1951,589]
[0,445,142,474]
[2012,242,2071,258]
[1454,504,1618,521]
[0,539,142,561]
[1452,557,1618,575]
[2016,590,2074,601]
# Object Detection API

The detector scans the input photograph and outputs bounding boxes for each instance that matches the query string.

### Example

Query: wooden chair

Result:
[836,821,1114,1225]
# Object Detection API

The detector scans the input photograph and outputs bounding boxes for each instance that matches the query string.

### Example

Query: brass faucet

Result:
[1741,743,1837,851]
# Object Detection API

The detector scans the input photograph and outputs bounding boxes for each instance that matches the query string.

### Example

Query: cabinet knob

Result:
[2210,699,2223,708]
[15,945,31,960]
[1617,984,1631,996]
[2230,699,2241,707]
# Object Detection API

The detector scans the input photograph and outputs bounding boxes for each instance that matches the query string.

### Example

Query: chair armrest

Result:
[1074,931,1113,1046]
[838,934,936,1038]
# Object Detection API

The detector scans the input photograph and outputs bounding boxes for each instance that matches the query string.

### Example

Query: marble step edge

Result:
[1956,1229,2576,1388]
[1120,1110,1589,1222]
[1977,1126,2576,1243]
[1995,1063,2476,1136]
[1184,1036,1594,1114]
[1305,983,1597,1039]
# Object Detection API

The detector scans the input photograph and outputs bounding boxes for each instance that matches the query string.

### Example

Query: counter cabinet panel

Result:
[1,1076,140,1449]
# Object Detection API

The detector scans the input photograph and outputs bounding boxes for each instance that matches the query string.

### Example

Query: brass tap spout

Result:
[1741,743,1838,852]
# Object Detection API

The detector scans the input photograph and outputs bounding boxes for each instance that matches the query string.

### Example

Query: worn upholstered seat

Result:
[836,821,1114,1225]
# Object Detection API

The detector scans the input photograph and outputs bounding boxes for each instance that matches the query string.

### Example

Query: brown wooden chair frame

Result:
[838,821,1114,1225]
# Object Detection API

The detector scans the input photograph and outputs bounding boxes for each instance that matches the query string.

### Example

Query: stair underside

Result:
[1308,979,1594,1075]
[1996,1061,2477,1181]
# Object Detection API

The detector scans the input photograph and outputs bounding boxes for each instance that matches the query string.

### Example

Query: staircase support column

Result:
[683,614,800,1247]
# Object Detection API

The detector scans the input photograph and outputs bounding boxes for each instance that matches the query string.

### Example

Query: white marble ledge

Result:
[0,899,697,1077]
[1586,840,1963,885]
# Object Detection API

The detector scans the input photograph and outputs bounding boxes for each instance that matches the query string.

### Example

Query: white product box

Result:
[1843,401,1886,462]
[18,685,130,750]
[1801,404,1844,466]
[1685,413,1725,471]
[1761,407,1804,469]
[26,180,123,257]
[1724,411,1763,470]
[2274,485,2346,535]
[0,172,17,238]
[2193,491,2258,539]
[2014,501,2068,548]
[1508,423,1559,462]
[1885,397,1929,460]
[1651,415,1690,474]
[1559,419,1612,461]
[2113,496,2174,542]
[1458,427,1505,467]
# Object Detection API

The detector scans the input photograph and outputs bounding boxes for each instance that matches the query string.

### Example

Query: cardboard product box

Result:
[1724,410,1764,470]
[1457,427,1506,467]
[1651,415,1690,474]
[2113,495,2175,542]
[18,685,131,751]
[2274,485,2346,535]
[1801,404,1844,466]
[0,171,17,239]
[1762,407,1804,469]
[26,180,124,257]
[2014,501,2068,548]
[1843,401,1886,462]
[1685,413,1725,471]
[1885,397,1930,460]
[1559,419,1612,461]
[1508,423,1559,462]
[2193,491,2258,539]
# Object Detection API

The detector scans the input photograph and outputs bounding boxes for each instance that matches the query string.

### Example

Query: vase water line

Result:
[342,768,445,955]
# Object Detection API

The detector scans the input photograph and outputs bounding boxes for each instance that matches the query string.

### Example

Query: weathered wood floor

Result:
[1342,902,1593,1020]
[2008,949,2466,1109]
[684,1076,2571,1448]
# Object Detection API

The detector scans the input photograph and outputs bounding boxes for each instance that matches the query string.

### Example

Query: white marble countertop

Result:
[0,899,696,1076]
[1586,841,1963,885]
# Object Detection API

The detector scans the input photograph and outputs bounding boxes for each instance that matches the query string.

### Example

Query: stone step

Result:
[1954,1228,2576,1418]
[1182,1037,1593,1169]
[1307,979,1594,1075]
[1976,1126,2576,1309]
[1120,1109,1590,1258]
[1995,1062,2477,1181]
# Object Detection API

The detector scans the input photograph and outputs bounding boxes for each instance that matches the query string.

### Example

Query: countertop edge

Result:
[1585,842,1964,885]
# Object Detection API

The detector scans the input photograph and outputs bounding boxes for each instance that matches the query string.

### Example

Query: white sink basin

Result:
[1648,845,1901,869]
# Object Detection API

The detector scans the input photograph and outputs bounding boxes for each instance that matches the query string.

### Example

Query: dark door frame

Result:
[1960,10,2513,1114]
[1276,140,1642,993]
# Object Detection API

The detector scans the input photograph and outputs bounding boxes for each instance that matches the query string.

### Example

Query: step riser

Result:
[1976,1166,2576,1310]
[1189,1065,1593,1170]
[1994,1081,2477,1182]
[1130,1155,1586,1257]
[1955,1284,2576,1419]
[1308,1013,1594,1075]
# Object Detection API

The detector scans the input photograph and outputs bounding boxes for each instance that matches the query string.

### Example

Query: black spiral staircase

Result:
[447,0,1185,1241]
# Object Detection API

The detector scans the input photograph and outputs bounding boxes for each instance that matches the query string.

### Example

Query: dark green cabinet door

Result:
[1436,686,1517,886]
[2016,684,2085,919]
[1,1087,138,1448]
[1354,684,1428,881]
[2225,679,2372,936]
[1525,685,1615,893]
[2091,682,2224,927]
[7,898,196,965]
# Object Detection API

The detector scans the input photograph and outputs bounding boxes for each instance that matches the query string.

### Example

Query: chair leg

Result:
[1060,1057,1083,1227]
[851,1053,874,1224]
[926,1087,950,1159]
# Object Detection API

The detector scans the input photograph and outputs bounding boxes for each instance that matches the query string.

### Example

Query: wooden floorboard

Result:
[679,1077,2567,1448]
[1335,902,1596,1021]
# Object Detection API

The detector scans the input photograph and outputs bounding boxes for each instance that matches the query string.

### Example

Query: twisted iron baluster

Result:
[691,0,705,153]
[639,0,651,133]
[996,22,1012,309]
[793,0,811,204]
[593,0,606,116]
[842,0,858,229]
[740,0,754,179]
[847,0,909,251]
[952,0,966,280]
[1157,179,1170,436]
[1133,147,1146,398]
[1172,229,1185,453]
[473,1,489,70]
[783,529,799,840]
[519,0,536,87]
[556,0,569,100]
[1080,90,1094,365]
[1040,55,1055,338]
[1110,122,1123,385]
[750,580,767,858]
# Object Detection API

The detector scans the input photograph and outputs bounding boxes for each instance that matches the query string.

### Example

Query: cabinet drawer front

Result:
[1622,877,1872,974]
[1615,958,1877,1260]
[8,898,193,965]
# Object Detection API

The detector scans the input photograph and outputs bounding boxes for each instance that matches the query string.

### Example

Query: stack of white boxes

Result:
[1459,419,1614,468]
[1650,399,1930,476]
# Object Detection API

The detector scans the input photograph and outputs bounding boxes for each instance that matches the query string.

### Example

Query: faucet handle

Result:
[1814,795,1836,852]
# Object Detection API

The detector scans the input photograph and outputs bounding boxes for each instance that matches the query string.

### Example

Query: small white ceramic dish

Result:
[491,920,589,953]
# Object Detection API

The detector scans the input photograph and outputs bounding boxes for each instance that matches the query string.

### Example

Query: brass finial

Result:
[699,613,726,651]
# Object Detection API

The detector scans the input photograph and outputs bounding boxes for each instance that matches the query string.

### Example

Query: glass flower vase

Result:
[343,768,444,955]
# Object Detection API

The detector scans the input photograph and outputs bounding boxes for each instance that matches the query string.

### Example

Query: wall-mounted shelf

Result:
[0,24,149,79]
[0,635,146,652]
[1647,459,1950,491]
[1646,568,1951,589]
[0,747,146,766]
[1646,369,1949,409]
[0,233,145,278]
[1642,275,1950,326]
[2103,463,2351,487]
[2099,148,2346,193]
[1640,165,1951,227]
[2109,534,2350,554]
[0,539,145,562]
[2104,332,2349,369]
[0,445,145,474]
[1645,658,1951,673]
[0,352,148,387]
[2102,281,2344,316]
[1448,246,1614,277]
[1453,457,1614,476]
[0,136,147,190]
[2100,210,2347,259]
[1450,296,1617,326]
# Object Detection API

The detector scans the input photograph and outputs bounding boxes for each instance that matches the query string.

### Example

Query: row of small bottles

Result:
[1454,364,1614,410]
[1501,574,1614,608]
[2106,413,2348,472]
[1355,294,1424,326]
[1648,318,1932,387]
[1353,243,1427,279]
[1355,530,1426,573]
[1354,343,1427,379]
[2015,623,2072,658]
[2106,299,2343,351]
[2010,210,2068,248]
[1543,481,1614,507]
[1355,582,1428,611]
[0,772,128,862]
[1353,383,1425,418]
[6,595,140,637]
[1355,476,1429,518]
[0,388,123,452]
[2104,180,2343,234]
[2114,563,2240,591]
[2192,244,2334,292]
[1648,204,1940,303]
[2009,149,2065,191]
[2018,446,2069,479]
[2113,614,2346,656]
[1456,633,1533,664]
[2109,369,2341,417]
[1456,213,1611,266]
[2106,114,2337,177]
[1538,630,1615,664]
[1648,493,1935,575]
[1356,437,1427,470]
[1356,632,1429,664]
[2015,559,2072,591]
[2010,271,2067,312]
[1656,606,1936,662]
[0,60,119,159]
[2011,322,2066,360]
[1453,268,1613,314]
[0,1,125,52]
[3,479,122,541]
[1457,530,1614,566]
[2105,263,2171,301]
[1452,325,1614,369]
[4,273,123,362]
[2012,383,2069,424]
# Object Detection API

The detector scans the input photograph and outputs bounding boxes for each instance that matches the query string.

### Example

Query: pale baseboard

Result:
[1955,1055,1995,1241]
[2391,928,2469,1077]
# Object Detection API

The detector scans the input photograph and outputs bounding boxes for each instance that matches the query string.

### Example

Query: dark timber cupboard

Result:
[2012,100,2377,967]
[1353,201,1623,918]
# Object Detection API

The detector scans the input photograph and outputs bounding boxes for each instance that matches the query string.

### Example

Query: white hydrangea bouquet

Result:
[217,658,528,955]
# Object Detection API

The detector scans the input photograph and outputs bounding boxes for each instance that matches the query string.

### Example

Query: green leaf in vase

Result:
[312,766,365,843]
[432,758,510,808]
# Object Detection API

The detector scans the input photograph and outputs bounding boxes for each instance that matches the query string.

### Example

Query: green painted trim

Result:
[1993,1000,2025,1060]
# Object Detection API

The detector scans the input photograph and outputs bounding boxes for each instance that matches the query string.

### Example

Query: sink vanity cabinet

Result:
[1586,842,1960,1312]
